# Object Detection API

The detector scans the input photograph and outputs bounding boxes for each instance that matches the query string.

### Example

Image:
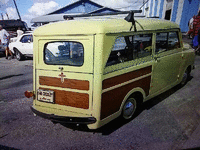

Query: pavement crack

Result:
[0,74,23,80]
[0,133,8,139]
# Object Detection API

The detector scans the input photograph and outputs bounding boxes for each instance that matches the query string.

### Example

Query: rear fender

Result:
[119,87,145,111]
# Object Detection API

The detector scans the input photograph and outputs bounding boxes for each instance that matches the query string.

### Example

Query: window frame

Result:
[43,41,84,67]
[20,35,33,43]
[155,31,181,54]
[105,33,153,67]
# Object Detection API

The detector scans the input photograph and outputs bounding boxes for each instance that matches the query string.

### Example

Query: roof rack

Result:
[63,10,142,32]
[63,10,142,19]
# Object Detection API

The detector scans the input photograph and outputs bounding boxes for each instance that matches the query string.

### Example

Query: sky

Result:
[0,0,143,27]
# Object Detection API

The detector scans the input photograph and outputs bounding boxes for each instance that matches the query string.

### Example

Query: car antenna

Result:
[124,11,137,32]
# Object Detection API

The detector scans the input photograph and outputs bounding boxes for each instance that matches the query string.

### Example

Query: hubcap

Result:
[124,102,134,117]
[123,98,136,119]
[16,52,20,60]
[181,72,188,85]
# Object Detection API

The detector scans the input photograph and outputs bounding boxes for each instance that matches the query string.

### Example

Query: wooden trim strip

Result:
[39,88,89,109]
[102,65,152,90]
[39,76,89,91]
[101,76,151,120]
[102,73,151,93]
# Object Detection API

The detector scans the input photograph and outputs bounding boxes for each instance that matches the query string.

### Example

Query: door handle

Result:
[181,54,184,59]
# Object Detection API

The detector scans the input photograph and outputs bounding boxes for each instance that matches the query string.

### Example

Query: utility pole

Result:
[13,0,21,20]
[1,13,4,20]
[6,13,9,19]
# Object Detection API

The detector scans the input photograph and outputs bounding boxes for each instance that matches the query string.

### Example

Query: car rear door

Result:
[34,35,94,116]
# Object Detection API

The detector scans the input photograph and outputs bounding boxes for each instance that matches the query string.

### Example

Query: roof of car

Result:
[33,18,180,36]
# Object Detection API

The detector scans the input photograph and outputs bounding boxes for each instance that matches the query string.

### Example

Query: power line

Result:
[140,0,149,9]
[112,0,149,10]
[106,2,147,10]
[111,4,142,10]
[13,0,21,20]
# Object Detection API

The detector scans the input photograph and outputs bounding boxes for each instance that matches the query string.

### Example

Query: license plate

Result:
[37,89,54,103]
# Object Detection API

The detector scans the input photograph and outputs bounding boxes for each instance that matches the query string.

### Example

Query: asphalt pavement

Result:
[0,35,200,150]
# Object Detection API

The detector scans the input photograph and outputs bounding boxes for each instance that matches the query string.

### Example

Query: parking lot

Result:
[0,43,200,149]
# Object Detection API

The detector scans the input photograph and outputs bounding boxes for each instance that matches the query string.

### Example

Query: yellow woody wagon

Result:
[25,11,195,129]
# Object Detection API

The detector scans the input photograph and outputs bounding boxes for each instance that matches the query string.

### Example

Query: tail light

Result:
[25,91,34,98]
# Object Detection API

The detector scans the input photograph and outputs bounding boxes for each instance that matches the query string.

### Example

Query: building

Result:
[32,0,200,32]
[31,0,120,26]
[141,0,200,32]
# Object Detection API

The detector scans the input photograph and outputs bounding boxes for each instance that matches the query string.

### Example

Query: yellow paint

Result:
[32,17,195,129]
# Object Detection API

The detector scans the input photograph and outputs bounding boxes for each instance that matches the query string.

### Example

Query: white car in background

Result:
[9,33,33,61]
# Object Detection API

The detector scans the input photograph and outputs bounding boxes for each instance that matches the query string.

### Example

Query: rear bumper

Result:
[30,106,96,125]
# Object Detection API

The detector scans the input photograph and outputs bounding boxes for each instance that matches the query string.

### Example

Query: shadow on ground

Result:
[0,74,23,81]
[0,145,20,150]
[0,53,5,58]
[11,56,33,61]
[182,148,200,150]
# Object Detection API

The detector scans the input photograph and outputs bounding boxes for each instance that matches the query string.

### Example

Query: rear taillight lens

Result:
[25,91,34,98]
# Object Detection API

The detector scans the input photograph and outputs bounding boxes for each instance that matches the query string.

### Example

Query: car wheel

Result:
[122,97,137,120]
[180,69,189,86]
[15,50,23,61]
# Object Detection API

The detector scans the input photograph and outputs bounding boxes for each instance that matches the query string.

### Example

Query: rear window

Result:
[44,41,84,66]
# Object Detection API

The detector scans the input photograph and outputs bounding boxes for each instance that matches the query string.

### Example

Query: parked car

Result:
[26,11,195,130]
[0,19,30,56]
[9,33,33,61]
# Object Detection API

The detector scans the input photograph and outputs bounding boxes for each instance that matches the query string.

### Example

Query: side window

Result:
[20,36,28,43]
[106,34,152,66]
[156,31,180,53]
[20,35,32,43]
[29,35,33,42]
[156,33,168,52]
[168,32,180,50]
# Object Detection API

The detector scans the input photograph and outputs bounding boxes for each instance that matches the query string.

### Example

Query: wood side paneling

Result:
[39,76,89,91]
[102,66,152,90]
[39,88,89,109]
[101,76,151,120]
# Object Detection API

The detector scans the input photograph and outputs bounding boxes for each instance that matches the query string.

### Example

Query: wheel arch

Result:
[179,64,192,85]
[186,65,192,74]
[119,87,145,112]
[14,48,24,61]
[13,47,18,54]
[180,65,192,79]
